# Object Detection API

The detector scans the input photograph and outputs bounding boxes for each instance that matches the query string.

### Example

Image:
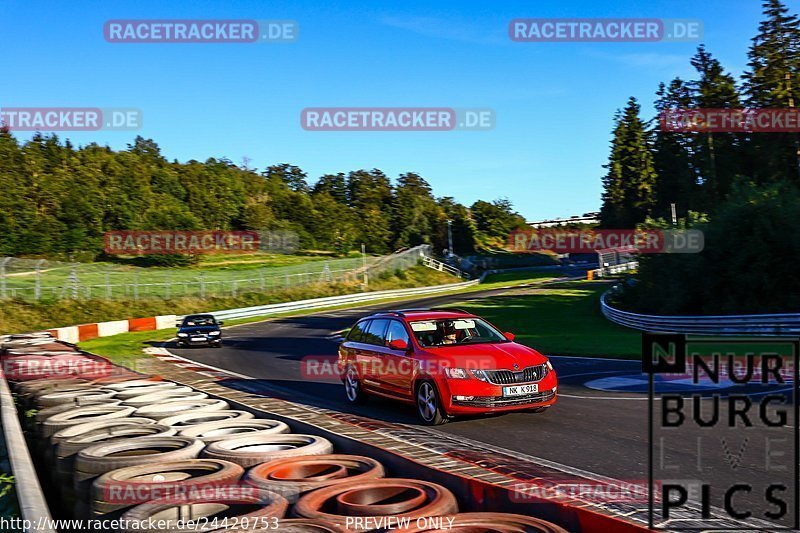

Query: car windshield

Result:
[183,316,216,327]
[410,318,507,347]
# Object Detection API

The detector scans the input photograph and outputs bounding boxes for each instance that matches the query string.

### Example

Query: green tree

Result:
[742,0,800,183]
[600,97,657,228]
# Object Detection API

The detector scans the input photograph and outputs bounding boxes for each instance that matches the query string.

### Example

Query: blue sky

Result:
[0,0,771,219]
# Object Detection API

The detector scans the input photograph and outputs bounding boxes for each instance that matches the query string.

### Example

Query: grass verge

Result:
[79,274,632,368]
[1,266,459,333]
[453,280,639,359]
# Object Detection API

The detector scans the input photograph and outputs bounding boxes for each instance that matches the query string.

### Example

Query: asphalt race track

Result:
[172,284,797,526]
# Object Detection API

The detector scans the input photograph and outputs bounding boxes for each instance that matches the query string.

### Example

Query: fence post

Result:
[260,270,265,291]
[34,259,45,301]
[361,243,368,290]
[165,271,171,299]
[105,267,112,300]
[231,273,237,297]
[200,272,205,299]
[69,264,79,299]
[0,258,9,300]
[133,271,139,300]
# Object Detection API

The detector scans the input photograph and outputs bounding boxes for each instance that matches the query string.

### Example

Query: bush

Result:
[616,182,800,314]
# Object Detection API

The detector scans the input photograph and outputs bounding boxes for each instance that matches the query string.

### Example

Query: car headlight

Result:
[545,361,553,371]
[444,367,470,379]
[209,331,221,336]
[177,333,188,338]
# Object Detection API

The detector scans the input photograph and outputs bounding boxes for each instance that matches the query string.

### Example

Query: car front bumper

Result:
[440,371,558,414]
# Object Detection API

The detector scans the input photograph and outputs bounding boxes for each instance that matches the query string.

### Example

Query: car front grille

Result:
[482,364,548,385]
[452,390,556,408]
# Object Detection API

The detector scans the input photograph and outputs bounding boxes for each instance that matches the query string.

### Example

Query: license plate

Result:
[503,384,538,396]
[191,336,207,341]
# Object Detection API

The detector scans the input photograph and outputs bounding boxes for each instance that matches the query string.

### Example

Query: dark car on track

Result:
[176,314,223,348]
[338,308,557,425]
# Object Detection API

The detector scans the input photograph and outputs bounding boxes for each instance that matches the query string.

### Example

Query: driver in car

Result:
[440,320,461,344]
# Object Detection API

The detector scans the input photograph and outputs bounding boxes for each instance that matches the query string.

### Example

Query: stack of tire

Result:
[5,334,568,532]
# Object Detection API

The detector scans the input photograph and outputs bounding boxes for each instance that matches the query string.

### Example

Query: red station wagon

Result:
[338,308,557,425]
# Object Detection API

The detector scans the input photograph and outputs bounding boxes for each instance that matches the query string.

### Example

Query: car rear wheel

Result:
[344,366,368,404]
[416,381,447,426]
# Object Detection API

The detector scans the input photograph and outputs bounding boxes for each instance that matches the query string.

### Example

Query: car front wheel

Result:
[344,366,368,404]
[416,380,447,426]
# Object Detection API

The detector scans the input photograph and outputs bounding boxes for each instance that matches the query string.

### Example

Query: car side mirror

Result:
[388,339,409,351]
[175,322,182,328]
[217,320,224,326]
[503,332,516,341]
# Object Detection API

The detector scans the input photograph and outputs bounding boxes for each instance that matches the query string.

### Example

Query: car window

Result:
[347,320,368,342]
[183,316,216,327]
[361,319,389,346]
[410,318,506,347]
[385,320,410,346]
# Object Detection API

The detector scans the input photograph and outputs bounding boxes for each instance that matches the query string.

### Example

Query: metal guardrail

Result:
[420,256,465,278]
[601,289,800,335]
[204,280,480,321]
[0,369,56,532]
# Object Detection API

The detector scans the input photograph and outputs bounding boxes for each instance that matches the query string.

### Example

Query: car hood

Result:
[422,341,547,370]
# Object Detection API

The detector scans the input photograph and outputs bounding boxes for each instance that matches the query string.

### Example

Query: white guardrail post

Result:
[0,370,56,532]
[601,289,800,335]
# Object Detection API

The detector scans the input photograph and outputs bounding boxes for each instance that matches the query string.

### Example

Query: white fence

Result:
[0,246,431,302]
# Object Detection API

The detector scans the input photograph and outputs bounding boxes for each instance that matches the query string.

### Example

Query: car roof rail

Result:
[367,310,406,317]
[396,307,473,315]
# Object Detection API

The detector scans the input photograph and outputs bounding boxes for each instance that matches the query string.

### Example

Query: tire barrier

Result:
[50,418,158,446]
[90,459,244,519]
[34,400,122,429]
[75,437,206,481]
[293,479,459,532]
[72,436,206,514]
[17,377,87,397]
[53,424,178,504]
[57,423,177,462]
[202,434,335,468]
[244,455,385,503]
[109,382,184,400]
[118,489,288,533]
[37,388,117,407]
[394,513,571,532]
[121,390,208,408]
[178,419,290,443]
[2,336,586,533]
[134,398,230,419]
[41,404,137,438]
[157,410,255,428]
